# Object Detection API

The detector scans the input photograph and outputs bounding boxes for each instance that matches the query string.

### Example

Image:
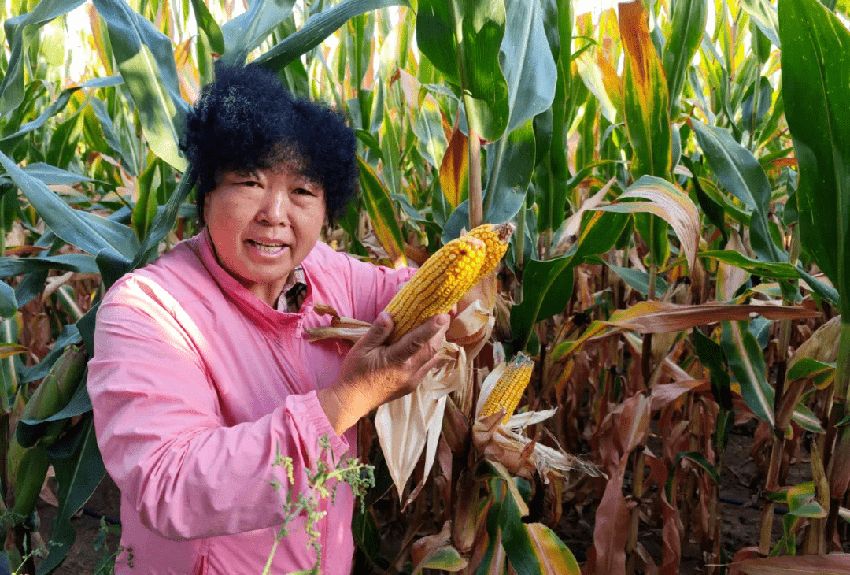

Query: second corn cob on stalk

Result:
[384,223,514,344]
[478,352,534,424]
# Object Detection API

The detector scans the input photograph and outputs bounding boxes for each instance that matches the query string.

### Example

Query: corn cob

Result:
[385,234,487,343]
[478,352,534,424]
[466,222,515,282]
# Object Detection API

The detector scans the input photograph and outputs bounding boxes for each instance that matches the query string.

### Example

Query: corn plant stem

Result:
[514,205,525,304]
[463,95,483,231]
[641,266,658,389]
[827,322,850,542]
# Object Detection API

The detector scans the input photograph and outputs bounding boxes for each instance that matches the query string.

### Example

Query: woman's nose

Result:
[257,189,288,225]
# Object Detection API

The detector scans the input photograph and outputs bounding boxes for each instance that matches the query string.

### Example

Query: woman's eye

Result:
[294,188,314,196]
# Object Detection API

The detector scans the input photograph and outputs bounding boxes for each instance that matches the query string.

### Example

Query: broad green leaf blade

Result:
[416,0,509,142]
[501,0,557,134]
[0,151,139,260]
[780,0,850,316]
[220,0,297,66]
[0,254,100,277]
[190,0,225,55]
[255,0,408,71]
[722,321,775,427]
[787,358,835,382]
[477,0,555,227]
[37,416,106,575]
[512,210,630,350]
[792,402,825,433]
[692,328,734,411]
[15,163,93,186]
[741,0,782,47]
[608,264,669,297]
[700,250,800,279]
[413,96,448,169]
[663,0,708,111]
[691,120,783,263]
[92,0,189,171]
[357,158,407,267]
[619,0,671,179]
[0,281,17,317]
[0,0,85,115]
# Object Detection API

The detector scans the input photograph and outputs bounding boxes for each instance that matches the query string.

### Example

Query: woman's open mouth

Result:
[248,239,287,253]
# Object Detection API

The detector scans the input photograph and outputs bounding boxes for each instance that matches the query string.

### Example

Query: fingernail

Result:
[377,312,392,328]
[435,314,449,326]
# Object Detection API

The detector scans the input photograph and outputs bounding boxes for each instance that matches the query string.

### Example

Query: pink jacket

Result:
[87,232,413,574]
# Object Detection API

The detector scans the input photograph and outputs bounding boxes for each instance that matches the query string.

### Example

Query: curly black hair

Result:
[180,64,358,227]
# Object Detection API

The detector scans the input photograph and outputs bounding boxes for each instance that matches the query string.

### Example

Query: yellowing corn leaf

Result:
[731,553,850,574]
[0,343,28,359]
[605,301,820,334]
[576,50,618,123]
[718,230,750,301]
[440,126,469,209]
[524,523,582,575]
[596,176,700,272]
[411,522,468,574]
[787,315,841,375]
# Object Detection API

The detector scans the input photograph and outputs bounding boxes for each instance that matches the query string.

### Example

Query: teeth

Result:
[250,240,285,252]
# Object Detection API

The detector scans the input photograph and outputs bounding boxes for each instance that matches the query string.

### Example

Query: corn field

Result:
[1,0,850,573]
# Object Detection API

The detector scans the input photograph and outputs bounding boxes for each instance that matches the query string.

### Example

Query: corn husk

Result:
[306,297,495,505]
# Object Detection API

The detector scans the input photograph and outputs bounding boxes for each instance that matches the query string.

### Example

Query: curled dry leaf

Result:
[605,301,820,334]
[731,553,850,574]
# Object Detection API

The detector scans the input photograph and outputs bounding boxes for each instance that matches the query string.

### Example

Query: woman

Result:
[87,64,449,574]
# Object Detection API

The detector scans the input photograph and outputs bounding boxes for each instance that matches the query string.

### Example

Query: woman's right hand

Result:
[318,312,450,435]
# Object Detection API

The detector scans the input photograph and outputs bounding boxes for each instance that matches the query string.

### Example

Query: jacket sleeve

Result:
[87,278,346,541]
[343,254,416,322]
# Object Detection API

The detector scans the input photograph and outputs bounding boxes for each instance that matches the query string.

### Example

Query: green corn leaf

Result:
[692,328,733,411]
[416,0,509,143]
[357,157,407,267]
[691,120,783,263]
[699,250,800,279]
[0,150,139,261]
[608,264,669,298]
[741,0,782,47]
[0,280,17,318]
[663,0,708,112]
[0,254,100,277]
[792,402,825,434]
[255,0,408,72]
[220,0,297,66]
[787,358,835,382]
[189,0,224,55]
[512,210,630,350]
[92,0,189,171]
[780,0,850,317]
[0,0,85,115]
[722,320,775,427]
[620,0,671,180]
[37,416,106,575]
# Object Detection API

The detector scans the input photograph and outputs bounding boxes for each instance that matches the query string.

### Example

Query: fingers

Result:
[385,313,449,366]
[354,312,394,352]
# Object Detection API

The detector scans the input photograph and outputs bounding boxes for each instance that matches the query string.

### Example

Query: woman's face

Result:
[204,161,326,307]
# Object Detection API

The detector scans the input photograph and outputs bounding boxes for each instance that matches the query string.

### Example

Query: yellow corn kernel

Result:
[466,222,514,282]
[478,353,534,424]
[384,235,487,343]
